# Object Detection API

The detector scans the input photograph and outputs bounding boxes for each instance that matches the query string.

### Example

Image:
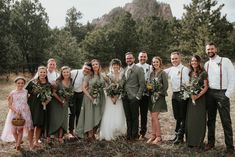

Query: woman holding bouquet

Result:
[186,55,208,148]
[76,59,105,140]
[48,66,73,143]
[99,59,126,141]
[26,66,52,147]
[147,56,168,144]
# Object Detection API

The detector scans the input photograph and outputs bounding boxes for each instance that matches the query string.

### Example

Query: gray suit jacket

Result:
[123,64,145,99]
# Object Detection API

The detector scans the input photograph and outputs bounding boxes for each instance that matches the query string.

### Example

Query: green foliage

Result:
[80,11,138,66]
[10,0,51,72]
[179,0,233,60]
[48,29,82,69]
[136,16,172,62]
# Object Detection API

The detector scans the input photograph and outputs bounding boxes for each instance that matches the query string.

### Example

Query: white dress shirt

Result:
[71,69,84,93]
[136,63,151,81]
[47,70,59,83]
[204,55,235,98]
[164,63,190,92]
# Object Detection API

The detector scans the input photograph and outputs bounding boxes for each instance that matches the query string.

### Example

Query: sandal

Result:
[146,136,156,144]
[152,136,162,144]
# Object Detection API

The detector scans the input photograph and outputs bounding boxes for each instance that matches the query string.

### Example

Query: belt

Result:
[74,91,83,94]
[173,91,181,94]
[209,88,226,92]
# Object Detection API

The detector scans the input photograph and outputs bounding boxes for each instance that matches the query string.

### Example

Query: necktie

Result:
[126,68,131,79]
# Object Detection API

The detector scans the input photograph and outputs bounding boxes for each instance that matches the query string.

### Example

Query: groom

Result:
[122,52,145,140]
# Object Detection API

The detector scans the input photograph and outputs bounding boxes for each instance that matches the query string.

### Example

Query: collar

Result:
[210,55,221,63]
[128,63,135,69]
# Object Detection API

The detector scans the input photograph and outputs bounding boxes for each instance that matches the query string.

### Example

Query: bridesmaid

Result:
[147,56,168,144]
[26,66,52,147]
[49,66,73,143]
[186,55,208,148]
[76,59,105,140]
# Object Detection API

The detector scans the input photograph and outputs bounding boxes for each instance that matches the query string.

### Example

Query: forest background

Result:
[0,0,235,74]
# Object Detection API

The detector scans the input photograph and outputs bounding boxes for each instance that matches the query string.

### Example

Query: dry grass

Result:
[0,74,234,157]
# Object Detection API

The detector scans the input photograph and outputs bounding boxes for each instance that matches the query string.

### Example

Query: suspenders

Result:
[180,67,184,91]
[206,57,223,89]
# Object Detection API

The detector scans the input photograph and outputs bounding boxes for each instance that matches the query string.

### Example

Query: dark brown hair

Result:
[189,55,204,77]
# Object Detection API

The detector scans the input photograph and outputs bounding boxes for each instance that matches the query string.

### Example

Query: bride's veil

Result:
[107,58,123,81]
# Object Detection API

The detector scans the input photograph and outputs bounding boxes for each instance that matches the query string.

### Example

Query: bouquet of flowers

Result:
[150,78,162,104]
[90,81,103,105]
[143,79,154,96]
[106,81,123,104]
[57,87,74,105]
[180,77,202,104]
[32,83,52,110]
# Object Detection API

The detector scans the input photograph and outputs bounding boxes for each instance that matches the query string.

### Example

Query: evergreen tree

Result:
[10,0,51,72]
[179,0,233,59]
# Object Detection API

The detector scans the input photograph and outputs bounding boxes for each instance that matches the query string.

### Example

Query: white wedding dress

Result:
[99,94,126,140]
[99,72,126,141]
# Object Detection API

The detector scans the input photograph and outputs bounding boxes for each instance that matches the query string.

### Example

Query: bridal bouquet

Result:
[180,77,202,104]
[32,82,52,110]
[106,81,123,104]
[150,78,162,104]
[90,81,103,105]
[57,87,74,105]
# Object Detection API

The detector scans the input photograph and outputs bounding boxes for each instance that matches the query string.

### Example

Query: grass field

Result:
[0,74,234,157]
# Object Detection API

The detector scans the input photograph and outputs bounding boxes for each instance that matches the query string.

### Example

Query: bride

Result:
[99,59,126,140]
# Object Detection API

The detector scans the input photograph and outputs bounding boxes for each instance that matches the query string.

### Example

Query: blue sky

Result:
[40,0,235,28]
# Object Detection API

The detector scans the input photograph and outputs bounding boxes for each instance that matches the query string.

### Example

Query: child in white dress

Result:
[1,76,33,150]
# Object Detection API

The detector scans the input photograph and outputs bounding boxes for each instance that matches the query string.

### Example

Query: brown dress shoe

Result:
[205,144,214,151]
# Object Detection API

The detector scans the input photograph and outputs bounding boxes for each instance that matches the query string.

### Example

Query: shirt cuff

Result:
[136,96,140,100]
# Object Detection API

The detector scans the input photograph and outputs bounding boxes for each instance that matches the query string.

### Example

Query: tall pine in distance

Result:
[178,0,233,60]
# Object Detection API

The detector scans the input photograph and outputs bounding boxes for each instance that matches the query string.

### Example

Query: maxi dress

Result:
[76,74,105,138]
[186,71,207,147]
[49,80,73,136]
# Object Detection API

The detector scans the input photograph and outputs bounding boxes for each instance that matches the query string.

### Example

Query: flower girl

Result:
[1,76,33,150]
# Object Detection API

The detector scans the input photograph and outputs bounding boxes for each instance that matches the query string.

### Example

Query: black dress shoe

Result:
[173,138,183,145]
[170,136,177,142]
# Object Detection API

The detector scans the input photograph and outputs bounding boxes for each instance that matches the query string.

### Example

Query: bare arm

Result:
[82,80,93,101]
[8,95,18,114]
[192,79,208,101]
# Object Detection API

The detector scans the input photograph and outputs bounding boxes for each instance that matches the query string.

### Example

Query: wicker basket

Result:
[12,117,25,126]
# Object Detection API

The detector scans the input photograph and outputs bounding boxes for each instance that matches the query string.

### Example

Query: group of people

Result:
[0,42,234,156]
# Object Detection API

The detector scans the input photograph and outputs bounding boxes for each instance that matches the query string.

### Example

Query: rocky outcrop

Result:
[92,0,173,27]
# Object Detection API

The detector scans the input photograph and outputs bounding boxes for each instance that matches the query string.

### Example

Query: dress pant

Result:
[172,92,188,138]
[122,96,140,139]
[69,92,84,132]
[139,95,149,136]
[206,89,234,152]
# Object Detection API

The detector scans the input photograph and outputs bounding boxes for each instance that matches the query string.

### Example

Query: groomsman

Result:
[165,51,189,144]
[136,51,151,140]
[122,52,145,140]
[204,42,235,157]
[47,58,59,84]
[69,62,92,135]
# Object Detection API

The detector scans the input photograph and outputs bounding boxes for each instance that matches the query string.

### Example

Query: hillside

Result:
[92,0,173,27]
